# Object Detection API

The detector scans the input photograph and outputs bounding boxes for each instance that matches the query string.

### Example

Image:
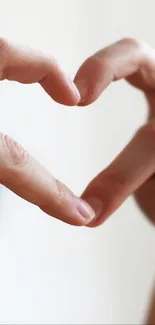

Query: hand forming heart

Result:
[0,37,155,227]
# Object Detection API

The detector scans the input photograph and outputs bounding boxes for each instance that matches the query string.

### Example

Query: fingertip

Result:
[74,56,112,106]
[86,214,108,228]
[64,80,81,106]
[39,197,95,226]
[81,196,105,227]
[76,198,96,224]
[74,78,92,106]
[41,78,81,106]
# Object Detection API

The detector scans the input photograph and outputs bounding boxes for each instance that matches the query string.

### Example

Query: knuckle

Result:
[55,179,73,204]
[0,133,29,168]
[118,37,142,49]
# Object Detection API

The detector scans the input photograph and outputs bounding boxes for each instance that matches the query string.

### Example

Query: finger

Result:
[0,133,95,226]
[134,176,155,225]
[74,37,155,105]
[81,120,155,227]
[0,38,80,106]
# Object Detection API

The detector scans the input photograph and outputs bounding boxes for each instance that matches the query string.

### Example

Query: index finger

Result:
[0,133,95,226]
[0,38,80,106]
[74,38,155,105]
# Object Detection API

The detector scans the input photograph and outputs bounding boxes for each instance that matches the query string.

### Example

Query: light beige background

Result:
[0,0,155,323]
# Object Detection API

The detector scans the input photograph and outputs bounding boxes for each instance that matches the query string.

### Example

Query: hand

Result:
[74,38,155,227]
[0,38,95,226]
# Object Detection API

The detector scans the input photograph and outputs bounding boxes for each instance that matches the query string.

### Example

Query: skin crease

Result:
[74,38,155,323]
[74,37,155,228]
[0,38,96,226]
[1,37,155,228]
[1,36,155,323]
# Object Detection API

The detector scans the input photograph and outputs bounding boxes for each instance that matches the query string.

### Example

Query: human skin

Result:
[0,38,95,226]
[1,37,155,228]
[74,37,155,227]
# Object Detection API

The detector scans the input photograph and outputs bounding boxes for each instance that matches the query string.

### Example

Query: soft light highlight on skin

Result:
[2,37,155,228]
[0,38,95,226]
[74,37,155,227]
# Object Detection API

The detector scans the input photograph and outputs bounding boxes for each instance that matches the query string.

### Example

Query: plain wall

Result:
[0,0,155,323]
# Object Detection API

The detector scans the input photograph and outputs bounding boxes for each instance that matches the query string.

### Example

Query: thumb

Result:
[81,121,155,227]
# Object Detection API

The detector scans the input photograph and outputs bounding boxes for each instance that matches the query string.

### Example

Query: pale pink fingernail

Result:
[75,79,88,102]
[68,78,81,99]
[84,197,103,220]
[77,199,95,221]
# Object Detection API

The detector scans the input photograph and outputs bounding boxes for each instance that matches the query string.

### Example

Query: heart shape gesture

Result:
[0,37,155,227]
[75,37,155,227]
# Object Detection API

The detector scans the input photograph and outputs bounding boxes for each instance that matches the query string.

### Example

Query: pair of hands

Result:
[1,37,155,227]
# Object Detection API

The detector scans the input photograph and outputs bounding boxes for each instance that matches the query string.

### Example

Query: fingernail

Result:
[84,197,103,220]
[68,78,81,100]
[77,199,95,221]
[72,81,81,99]
[75,79,88,102]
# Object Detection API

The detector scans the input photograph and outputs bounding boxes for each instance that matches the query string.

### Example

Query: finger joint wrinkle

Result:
[0,134,29,167]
